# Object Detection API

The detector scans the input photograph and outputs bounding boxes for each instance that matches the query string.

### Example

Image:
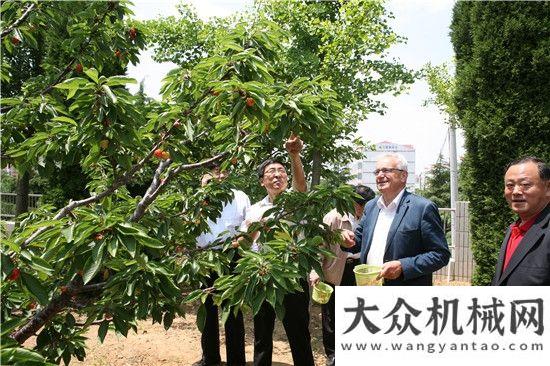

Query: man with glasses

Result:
[492,157,549,285]
[351,153,450,285]
[239,133,314,366]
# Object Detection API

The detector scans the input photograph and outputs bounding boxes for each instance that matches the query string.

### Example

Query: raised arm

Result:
[285,133,307,192]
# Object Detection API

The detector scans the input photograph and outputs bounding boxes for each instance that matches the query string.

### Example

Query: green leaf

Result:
[107,238,118,257]
[51,116,77,126]
[122,236,136,257]
[61,225,75,242]
[196,303,206,332]
[20,272,49,305]
[82,242,105,284]
[101,85,117,104]
[183,289,204,303]
[163,311,174,331]
[84,68,99,83]
[98,320,109,343]
[28,255,54,276]
[138,236,164,249]
[106,76,136,87]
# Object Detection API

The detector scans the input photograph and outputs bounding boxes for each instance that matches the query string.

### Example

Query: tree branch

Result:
[1,3,36,39]
[11,277,80,344]
[129,152,228,222]
[21,140,165,248]
[129,158,172,222]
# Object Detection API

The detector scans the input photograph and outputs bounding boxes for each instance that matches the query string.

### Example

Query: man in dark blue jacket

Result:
[352,153,450,285]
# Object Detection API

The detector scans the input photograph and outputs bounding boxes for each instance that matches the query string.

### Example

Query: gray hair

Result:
[377,153,408,172]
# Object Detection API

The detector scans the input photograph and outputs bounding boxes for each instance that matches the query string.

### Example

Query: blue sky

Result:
[127,0,463,175]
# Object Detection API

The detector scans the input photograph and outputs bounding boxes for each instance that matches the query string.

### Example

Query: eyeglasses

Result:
[264,167,287,176]
[373,168,404,175]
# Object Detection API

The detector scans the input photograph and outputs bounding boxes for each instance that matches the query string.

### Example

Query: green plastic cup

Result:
[353,264,382,286]
[312,282,334,304]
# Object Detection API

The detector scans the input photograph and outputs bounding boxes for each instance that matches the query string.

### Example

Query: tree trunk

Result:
[15,170,30,218]
[311,149,322,187]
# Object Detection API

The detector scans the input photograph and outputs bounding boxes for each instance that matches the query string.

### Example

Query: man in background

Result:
[309,185,375,366]
[195,165,250,366]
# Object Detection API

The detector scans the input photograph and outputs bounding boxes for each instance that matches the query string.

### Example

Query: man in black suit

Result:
[492,157,550,286]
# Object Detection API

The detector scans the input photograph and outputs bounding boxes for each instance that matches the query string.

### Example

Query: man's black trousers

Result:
[253,279,314,366]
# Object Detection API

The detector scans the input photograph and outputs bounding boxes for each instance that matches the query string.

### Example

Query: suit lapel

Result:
[384,191,410,257]
[360,203,380,263]
[497,205,550,285]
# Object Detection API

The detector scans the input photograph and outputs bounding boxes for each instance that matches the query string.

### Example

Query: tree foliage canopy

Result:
[0,1,372,364]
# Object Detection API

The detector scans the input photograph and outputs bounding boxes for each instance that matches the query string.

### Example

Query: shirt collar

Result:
[260,195,272,206]
[512,211,541,234]
[377,188,406,211]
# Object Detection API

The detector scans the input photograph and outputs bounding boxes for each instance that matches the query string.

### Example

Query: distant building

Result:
[348,141,416,192]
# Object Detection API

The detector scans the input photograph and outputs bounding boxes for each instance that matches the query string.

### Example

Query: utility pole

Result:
[449,118,459,264]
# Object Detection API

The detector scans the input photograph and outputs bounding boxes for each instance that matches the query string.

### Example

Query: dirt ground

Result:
[72,281,469,366]
[73,303,327,366]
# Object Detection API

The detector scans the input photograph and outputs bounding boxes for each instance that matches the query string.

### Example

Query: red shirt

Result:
[503,213,540,270]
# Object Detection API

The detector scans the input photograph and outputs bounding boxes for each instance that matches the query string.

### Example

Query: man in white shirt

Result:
[239,133,314,366]
[352,153,450,285]
[195,166,250,366]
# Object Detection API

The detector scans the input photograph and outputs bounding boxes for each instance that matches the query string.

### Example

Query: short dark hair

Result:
[506,156,549,181]
[257,158,286,179]
[353,185,375,205]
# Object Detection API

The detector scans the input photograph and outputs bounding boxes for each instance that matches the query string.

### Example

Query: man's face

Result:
[201,168,227,187]
[375,156,408,197]
[353,202,365,219]
[504,162,550,220]
[260,162,288,198]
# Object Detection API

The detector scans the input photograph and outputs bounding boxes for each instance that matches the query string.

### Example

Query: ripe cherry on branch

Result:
[246,97,255,107]
[154,149,170,160]
[74,63,83,73]
[8,268,21,281]
[11,36,21,46]
[128,27,137,40]
[114,49,122,59]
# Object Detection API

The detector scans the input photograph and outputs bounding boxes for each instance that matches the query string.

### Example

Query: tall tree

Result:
[1,3,354,364]
[451,1,550,285]
[146,0,417,186]
[1,0,146,215]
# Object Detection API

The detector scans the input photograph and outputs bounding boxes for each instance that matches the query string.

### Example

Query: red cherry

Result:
[8,268,20,281]
[75,63,83,73]
[246,98,255,107]
[154,149,164,158]
[129,27,137,40]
